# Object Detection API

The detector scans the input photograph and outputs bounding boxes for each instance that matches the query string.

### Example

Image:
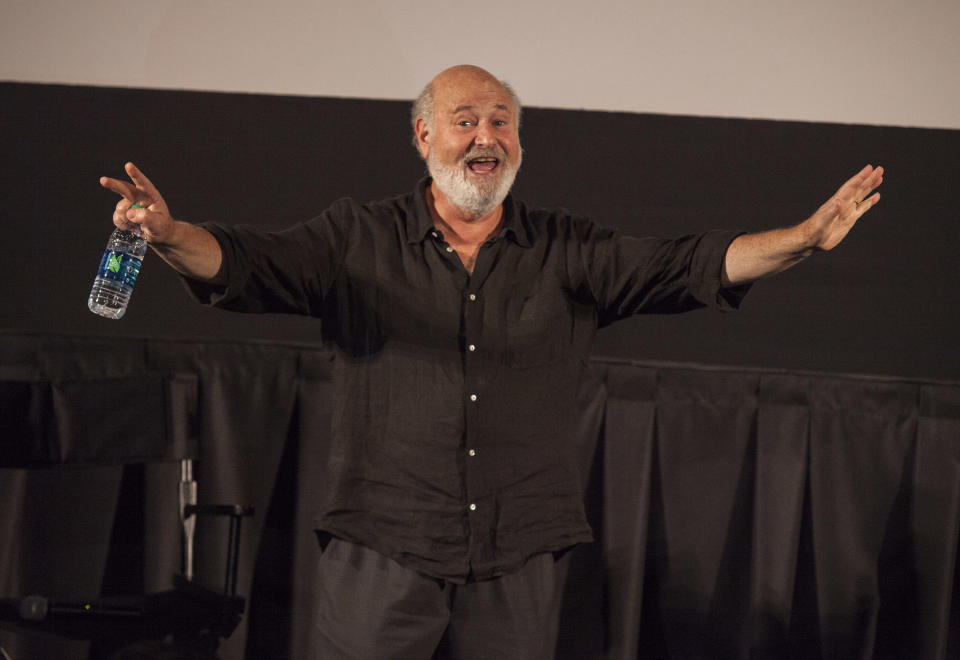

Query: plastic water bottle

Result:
[88,213,148,319]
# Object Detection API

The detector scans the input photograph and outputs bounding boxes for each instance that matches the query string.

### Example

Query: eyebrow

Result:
[453,104,511,113]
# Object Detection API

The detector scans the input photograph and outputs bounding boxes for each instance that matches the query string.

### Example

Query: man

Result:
[100,65,883,659]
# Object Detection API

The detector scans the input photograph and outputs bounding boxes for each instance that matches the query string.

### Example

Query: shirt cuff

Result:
[699,230,752,312]
[178,223,233,307]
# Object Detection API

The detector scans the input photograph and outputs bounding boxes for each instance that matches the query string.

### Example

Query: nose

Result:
[474,121,494,147]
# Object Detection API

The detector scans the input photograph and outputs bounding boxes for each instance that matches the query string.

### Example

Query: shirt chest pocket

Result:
[502,285,573,369]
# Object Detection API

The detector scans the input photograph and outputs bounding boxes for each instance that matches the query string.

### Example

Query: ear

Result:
[414,116,431,159]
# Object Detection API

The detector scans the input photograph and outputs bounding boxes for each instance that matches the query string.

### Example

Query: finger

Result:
[837,165,882,206]
[125,206,147,227]
[124,162,162,204]
[839,191,881,218]
[831,168,867,209]
[844,164,875,195]
[113,205,139,231]
[863,165,884,195]
[856,191,881,214]
[855,164,874,180]
[853,166,883,205]
[100,175,138,200]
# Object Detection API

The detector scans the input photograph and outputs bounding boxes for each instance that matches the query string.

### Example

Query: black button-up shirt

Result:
[188,178,747,581]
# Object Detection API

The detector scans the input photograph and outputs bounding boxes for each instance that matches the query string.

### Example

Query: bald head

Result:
[411,65,522,153]
[431,65,511,98]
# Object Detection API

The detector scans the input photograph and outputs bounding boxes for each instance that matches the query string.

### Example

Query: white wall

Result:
[2,0,958,129]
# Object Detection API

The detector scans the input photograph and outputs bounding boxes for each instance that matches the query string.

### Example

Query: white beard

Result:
[427,147,521,219]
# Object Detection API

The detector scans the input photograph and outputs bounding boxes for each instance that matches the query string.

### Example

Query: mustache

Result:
[462,146,506,163]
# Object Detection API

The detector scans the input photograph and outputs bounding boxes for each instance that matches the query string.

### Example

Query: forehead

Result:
[433,76,515,117]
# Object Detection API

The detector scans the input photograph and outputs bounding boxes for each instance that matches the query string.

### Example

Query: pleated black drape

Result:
[597,363,960,659]
[2,333,959,659]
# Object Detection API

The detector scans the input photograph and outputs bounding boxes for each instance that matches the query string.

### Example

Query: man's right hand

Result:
[100,162,176,244]
[100,162,224,283]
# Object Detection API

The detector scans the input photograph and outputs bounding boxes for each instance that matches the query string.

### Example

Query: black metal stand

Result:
[182,504,255,598]
[0,465,254,659]
[0,373,255,658]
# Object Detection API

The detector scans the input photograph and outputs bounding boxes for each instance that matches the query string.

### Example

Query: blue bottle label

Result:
[97,250,142,289]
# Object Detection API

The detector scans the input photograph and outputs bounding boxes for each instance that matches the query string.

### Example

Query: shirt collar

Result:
[408,177,533,248]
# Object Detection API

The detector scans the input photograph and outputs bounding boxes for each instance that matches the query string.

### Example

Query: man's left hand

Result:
[722,164,884,286]
[801,164,883,252]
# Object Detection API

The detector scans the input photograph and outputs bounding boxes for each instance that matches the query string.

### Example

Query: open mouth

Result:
[467,157,499,174]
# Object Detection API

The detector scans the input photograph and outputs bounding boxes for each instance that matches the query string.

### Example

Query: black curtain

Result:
[3,81,959,382]
[2,333,959,659]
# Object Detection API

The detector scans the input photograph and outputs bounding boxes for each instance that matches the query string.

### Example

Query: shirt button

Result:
[469,394,478,402]
[469,503,477,511]
[469,294,477,301]
[431,231,439,238]
[468,449,476,457]
[468,344,476,352]
[445,246,454,253]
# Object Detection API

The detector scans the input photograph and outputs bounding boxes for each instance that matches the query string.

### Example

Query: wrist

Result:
[147,218,183,248]
[793,220,822,255]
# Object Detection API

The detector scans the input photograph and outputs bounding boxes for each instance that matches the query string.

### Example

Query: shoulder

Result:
[510,197,611,244]
[319,190,409,219]
[306,188,417,233]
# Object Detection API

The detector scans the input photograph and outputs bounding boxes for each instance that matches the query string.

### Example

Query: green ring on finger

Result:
[131,203,147,209]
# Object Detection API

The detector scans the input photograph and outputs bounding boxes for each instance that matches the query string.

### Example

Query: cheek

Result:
[506,141,522,166]
[437,137,466,161]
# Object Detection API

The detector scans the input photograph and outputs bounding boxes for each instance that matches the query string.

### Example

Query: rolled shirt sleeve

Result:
[560,215,750,327]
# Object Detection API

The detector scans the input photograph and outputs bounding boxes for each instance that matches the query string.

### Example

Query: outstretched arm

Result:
[722,165,884,286]
[99,162,224,283]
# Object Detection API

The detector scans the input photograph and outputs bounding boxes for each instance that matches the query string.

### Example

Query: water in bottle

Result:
[88,225,148,319]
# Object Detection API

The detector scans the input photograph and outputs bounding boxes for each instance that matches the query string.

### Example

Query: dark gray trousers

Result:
[310,538,560,660]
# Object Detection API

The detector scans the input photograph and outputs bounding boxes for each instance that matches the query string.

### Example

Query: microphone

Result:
[17,595,142,621]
